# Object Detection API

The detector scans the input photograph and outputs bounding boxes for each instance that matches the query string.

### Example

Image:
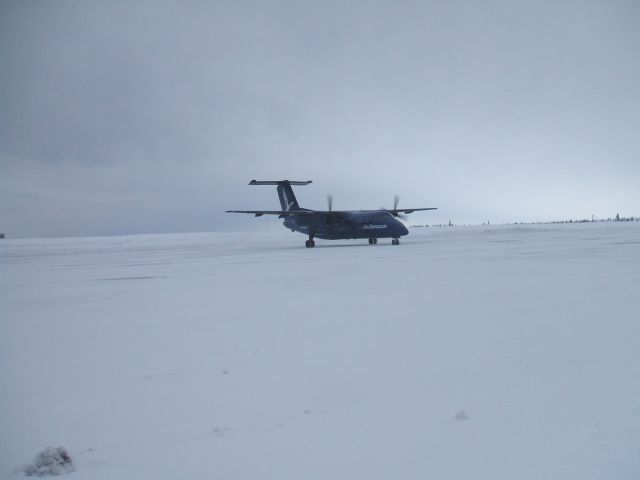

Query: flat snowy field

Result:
[1,222,639,479]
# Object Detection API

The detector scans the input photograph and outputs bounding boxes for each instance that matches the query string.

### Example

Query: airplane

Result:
[226,180,437,247]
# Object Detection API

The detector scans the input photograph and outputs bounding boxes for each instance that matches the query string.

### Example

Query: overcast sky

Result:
[1,0,638,237]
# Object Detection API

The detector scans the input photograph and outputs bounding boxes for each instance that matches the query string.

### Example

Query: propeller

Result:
[390,195,408,221]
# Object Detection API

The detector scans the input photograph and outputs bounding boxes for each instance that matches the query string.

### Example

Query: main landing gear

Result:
[369,237,399,245]
[305,228,316,248]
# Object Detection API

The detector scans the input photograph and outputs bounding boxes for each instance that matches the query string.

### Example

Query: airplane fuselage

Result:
[283,210,408,240]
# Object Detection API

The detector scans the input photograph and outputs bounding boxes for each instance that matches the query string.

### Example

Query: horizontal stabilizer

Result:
[249,180,312,186]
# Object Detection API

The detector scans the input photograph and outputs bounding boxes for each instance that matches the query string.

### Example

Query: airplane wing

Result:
[319,208,437,214]
[226,207,436,217]
[226,210,315,217]
[385,207,437,214]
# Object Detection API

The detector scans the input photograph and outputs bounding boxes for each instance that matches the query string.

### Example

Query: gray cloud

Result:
[1,0,639,236]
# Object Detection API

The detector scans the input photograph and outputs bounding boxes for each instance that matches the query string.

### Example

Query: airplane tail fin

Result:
[249,180,311,211]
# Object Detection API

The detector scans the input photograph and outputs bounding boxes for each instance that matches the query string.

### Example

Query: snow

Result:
[1,222,639,479]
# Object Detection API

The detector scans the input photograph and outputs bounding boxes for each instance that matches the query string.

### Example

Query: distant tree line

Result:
[409,214,638,228]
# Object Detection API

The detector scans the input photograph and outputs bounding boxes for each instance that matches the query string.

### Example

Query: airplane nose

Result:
[397,220,409,236]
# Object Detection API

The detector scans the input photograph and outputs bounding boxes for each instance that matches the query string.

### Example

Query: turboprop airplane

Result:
[226,180,436,247]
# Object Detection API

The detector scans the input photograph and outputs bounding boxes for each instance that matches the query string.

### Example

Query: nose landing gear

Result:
[305,239,315,248]
[392,238,400,245]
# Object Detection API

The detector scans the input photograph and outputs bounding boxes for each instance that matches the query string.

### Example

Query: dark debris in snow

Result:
[21,447,75,477]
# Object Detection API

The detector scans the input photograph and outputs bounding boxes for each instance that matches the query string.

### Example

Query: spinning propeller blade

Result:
[391,195,408,220]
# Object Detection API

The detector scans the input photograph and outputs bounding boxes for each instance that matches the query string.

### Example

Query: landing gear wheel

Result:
[368,238,378,245]
[305,239,316,248]
[392,238,399,245]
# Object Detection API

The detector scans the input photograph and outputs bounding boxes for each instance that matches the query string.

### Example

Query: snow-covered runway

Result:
[1,223,639,479]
